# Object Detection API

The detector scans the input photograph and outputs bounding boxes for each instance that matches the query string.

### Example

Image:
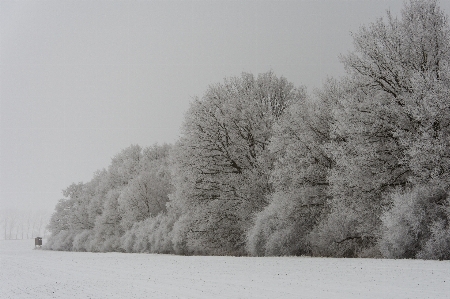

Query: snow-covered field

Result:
[1,239,449,299]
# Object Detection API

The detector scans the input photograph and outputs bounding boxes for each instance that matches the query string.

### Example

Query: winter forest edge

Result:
[44,0,450,260]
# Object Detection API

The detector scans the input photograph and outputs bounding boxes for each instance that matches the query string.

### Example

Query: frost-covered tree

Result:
[108,144,143,188]
[91,189,124,252]
[403,69,450,188]
[119,171,171,230]
[47,183,88,237]
[379,67,450,260]
[46,182,97,250]
[312,0,450,257]
[46,144,174,252]
[119,145,172,230]
[247,86,333,256]
[171,72,303,255]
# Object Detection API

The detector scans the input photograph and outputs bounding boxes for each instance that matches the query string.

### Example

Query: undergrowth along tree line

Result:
[46,0,450,259]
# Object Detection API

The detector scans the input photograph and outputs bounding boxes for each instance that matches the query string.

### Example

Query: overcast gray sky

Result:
[2,0,449,213]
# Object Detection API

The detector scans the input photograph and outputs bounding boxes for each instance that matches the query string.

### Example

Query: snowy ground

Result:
[1,239,449,299]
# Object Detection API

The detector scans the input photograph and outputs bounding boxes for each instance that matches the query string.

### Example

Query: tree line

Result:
[1,209,50,240]
[45,0,450,259]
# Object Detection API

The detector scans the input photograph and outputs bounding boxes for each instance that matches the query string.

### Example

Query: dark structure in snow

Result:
[35,237,42,248]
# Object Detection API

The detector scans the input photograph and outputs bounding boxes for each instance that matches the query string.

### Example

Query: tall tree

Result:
[171,72,303,254]
[247,85,333,256]
[314,0,450,257]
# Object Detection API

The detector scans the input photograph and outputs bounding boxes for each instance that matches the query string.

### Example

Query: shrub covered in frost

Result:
[72,230,96,252]
[44,230,75,251]
[380,186,449,259]
[247,190,320,256]
[120,213,176,254]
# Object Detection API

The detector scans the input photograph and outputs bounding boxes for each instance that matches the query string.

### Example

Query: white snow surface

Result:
[1,239,449,299]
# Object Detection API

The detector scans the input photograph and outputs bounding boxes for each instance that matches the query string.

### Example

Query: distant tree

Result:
[1,209,18,239]
[2,211,6,239]
[9,210,18,239]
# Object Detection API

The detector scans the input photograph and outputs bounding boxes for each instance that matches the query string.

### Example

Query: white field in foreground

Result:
[1,239,449,299]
